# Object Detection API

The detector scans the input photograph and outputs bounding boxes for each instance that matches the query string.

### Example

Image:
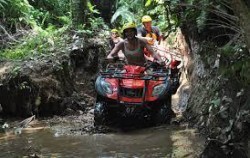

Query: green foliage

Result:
[0,0,72,32]
[196,9,208,32]
[75,16,108,37]
[1,0,35,29]
[57,16,72,26]
[0,0,8,9]
[220,44,250,85]
[87,1,100,14]
[111,0,144,25]
[111,6,136,24]
[147,3,172,32]
[10,66,21,76]
[0,25,70,60]
[28,0,71,27]
[145,0,153,7]
[111,0,174,32]
[88,17,107,31]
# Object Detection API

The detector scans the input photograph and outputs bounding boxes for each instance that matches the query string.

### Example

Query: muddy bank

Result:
[0,38,107,118]
[180,34,250,157]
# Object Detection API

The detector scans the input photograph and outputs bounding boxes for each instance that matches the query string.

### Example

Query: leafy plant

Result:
[0,0,8,9]
[1,0,35,30]
[88,17,107,31]
[1,24,70,60]
[28,0,71,27]
[87,1,100,14]
[111,0,173,31]
[220,44,250,85]
[111,6,136,24]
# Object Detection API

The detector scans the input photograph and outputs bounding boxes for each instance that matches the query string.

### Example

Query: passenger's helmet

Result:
[141,15,152,23]
[111,29,118,33]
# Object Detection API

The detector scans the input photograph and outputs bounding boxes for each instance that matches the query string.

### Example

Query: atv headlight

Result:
[152,84,167,96]
[100,79,113,94]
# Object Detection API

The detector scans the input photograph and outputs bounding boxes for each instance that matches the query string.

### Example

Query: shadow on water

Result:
[0,122,204,158]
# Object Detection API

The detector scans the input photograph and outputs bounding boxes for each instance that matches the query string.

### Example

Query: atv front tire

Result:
[153,96,175,125]
[94,102,107,126]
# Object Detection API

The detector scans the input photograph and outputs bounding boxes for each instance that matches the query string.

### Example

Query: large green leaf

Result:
[111,6,135,24]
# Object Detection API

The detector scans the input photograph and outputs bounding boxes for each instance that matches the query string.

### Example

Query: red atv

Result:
[94,60,175,126]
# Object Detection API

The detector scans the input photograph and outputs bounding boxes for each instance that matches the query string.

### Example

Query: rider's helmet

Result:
[141,15,152,23]
[122,22,137,38]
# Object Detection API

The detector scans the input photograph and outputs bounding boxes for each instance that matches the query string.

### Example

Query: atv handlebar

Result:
[105,56,125,62]
[104,57,126,71]
[144,61,166,71]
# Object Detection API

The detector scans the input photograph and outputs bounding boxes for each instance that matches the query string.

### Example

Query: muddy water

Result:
[0,124,204,158]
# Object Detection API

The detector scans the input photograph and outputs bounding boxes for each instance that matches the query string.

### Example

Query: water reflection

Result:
[0,125,203,158]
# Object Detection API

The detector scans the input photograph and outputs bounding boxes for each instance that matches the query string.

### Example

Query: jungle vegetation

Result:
[0,0,249,84]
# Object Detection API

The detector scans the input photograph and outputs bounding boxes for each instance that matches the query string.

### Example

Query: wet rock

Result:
[88,109,94,115]
[76,110,84,115]
[236,89,244,97]
[2,122,9,129]
[61,97,85,112]
[28,153,41,158]
[69,46,100,73]
[200,140,227,158]
[0,74,39,117]
[79,100,86,107]
[171,118,181,125]
[0,103,2,113]
[63,108,75,116]
[212,54,220,69]
[221,96,232,104]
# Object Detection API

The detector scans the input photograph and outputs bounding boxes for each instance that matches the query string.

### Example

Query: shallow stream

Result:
[0,122,204,158]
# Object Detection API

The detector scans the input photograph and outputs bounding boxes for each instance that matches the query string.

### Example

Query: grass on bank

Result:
[0,25,71,60]
[0,16,108,61]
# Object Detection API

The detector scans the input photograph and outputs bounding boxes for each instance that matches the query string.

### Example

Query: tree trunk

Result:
[231,0,250,52]
[91,0,115,23]
[71,0,87,26]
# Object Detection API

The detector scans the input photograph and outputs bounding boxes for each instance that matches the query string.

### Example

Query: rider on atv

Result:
[94,22,176,126]
[107,22,164,66]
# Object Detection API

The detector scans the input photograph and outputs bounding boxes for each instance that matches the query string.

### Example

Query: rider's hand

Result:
[158,61,165,66]
[105,56,120,62]
[153,59,165,66]
[113,56,119,62]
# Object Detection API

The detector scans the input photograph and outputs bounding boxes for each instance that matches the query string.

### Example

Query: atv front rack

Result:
[99,71,169,81]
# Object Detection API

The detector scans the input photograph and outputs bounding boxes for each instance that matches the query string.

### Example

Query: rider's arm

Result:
[137,26,143,37]
[137,26,153,42]
[136,36,151,43]
[142,40,164,64]
[107,41,124,59]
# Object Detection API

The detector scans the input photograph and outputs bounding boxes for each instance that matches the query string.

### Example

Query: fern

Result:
[145,0,152,7]
[196,10,208,32]
[87,1,100,14]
